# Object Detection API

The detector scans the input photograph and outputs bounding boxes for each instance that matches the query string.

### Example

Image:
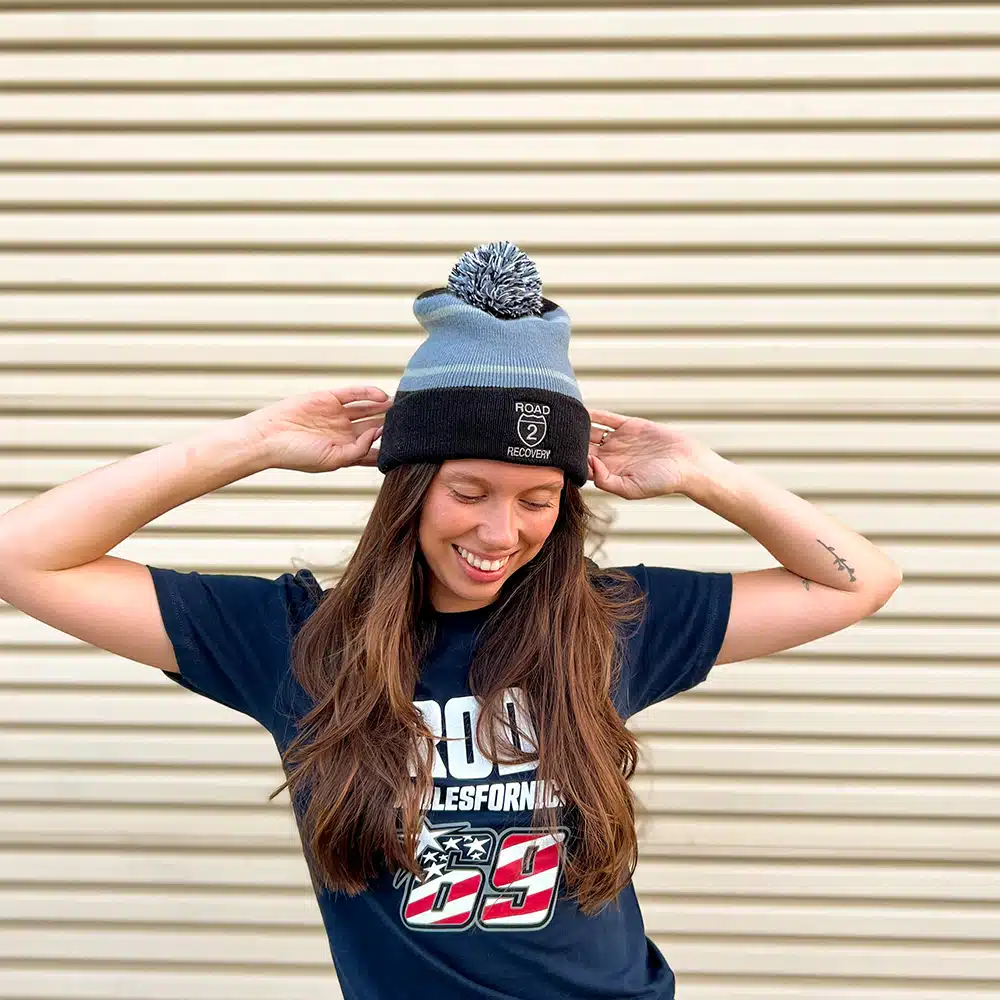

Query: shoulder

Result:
[148,563,327,734]
[585,557,644,593]
[602,562,733,718]
[282,567,326,628]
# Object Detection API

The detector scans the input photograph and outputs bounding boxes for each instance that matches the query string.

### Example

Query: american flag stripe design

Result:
[402,830,566,929]
[480,832,563,927]
[404,870,482,925]
[496,832,560,868]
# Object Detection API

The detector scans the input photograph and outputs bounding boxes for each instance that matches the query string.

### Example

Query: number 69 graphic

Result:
[400,827,568,933]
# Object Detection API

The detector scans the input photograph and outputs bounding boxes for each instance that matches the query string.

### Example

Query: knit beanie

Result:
[376,241,591,487]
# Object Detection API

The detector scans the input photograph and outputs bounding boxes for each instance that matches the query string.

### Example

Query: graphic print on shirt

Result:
[395,687,569,932]
[409,687,565,815]
[393,817,569,933]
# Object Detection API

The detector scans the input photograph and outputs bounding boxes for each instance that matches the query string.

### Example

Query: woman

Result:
[0,242,902,1000]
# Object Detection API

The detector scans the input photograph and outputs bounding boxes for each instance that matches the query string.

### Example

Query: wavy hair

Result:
[271,463,647,914]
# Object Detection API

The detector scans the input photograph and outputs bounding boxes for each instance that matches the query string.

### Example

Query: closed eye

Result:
[451,491,553,510]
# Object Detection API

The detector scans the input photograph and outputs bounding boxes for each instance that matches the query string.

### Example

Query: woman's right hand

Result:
[239,385,391,473]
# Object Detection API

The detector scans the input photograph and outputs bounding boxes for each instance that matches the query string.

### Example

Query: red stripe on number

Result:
[492,842,559,886]
[481,888,554,920]
[404,872,480,919]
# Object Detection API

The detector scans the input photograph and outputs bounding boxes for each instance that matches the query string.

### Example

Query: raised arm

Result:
[585,405,903,671]
[0,417,273,672]
[0,386,388,673]
[681,448,904,667]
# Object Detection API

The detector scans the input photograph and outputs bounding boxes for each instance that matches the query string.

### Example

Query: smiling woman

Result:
[247,242,728,1000]
[250,451,718,996]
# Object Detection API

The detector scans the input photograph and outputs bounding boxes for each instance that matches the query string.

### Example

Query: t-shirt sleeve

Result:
[146,564,323,732]
[618,562,733,718]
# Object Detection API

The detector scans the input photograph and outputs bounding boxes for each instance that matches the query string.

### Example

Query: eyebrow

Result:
[447,473,563,492]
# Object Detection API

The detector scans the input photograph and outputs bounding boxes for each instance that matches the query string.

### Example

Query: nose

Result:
[476,499,519,552]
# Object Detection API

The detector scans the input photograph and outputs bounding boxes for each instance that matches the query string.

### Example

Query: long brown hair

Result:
[271,463,647,914]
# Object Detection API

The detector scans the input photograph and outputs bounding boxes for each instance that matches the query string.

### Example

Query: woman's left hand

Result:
[587,408,709,500]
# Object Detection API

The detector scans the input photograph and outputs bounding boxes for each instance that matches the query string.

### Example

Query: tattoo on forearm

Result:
[817,539,857,583]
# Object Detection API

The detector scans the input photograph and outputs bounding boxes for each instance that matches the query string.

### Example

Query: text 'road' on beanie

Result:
[376,241,591,487]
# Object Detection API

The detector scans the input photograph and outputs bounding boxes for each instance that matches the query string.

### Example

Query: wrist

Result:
[677,446,736,503]
[185,417,275,482]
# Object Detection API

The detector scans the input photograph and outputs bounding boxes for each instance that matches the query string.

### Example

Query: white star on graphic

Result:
[421,859,447,880]
[442,837,464,852]
[393,820,470,889]
[415,819,469,860]
[464,835,489,858]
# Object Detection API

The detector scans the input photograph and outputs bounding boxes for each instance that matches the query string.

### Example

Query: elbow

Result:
[866,566,903,613]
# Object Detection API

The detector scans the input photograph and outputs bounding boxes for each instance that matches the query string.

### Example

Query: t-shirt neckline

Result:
[427,601,496,630]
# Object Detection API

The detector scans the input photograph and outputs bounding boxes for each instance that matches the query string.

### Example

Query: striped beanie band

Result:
[376,241,591,487]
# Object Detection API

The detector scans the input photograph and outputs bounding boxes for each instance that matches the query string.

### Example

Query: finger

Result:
[588,426,615,445]
[345,405,390,424]
[348,414,386,435]
[334,385,390,405]
[342,397,392,413]
[590,455,607,490]
[354,426,382,466]
[590,454,620,493]
[360,424,383,447]
[349,424,379,459]
[588,408,629,429]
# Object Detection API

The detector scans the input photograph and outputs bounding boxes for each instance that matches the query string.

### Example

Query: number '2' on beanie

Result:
[376,241,591,487]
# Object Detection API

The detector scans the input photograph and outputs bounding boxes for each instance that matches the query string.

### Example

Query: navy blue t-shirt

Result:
[147,562,732,1000]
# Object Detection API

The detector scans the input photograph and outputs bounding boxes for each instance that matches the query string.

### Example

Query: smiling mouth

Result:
[453,544,513,575]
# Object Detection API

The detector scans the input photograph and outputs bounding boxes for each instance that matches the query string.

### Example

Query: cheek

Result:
[525,510,559,549]
[419,496,472,549]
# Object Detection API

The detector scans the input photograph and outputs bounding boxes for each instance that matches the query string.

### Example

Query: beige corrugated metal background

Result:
[1,3,997,997]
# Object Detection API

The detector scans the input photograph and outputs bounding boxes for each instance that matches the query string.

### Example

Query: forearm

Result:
[0,417,269,572]
[681,448,903,599]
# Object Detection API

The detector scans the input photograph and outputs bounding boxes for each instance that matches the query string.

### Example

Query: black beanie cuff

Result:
[376,386,591,488]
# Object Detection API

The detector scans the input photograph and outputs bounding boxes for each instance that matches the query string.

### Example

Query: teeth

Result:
[457,546,510,572]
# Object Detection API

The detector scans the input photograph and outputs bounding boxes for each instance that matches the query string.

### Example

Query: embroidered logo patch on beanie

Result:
[515,402,548,449]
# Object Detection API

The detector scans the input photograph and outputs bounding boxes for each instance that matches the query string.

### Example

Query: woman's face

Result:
[418,459,565,613]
